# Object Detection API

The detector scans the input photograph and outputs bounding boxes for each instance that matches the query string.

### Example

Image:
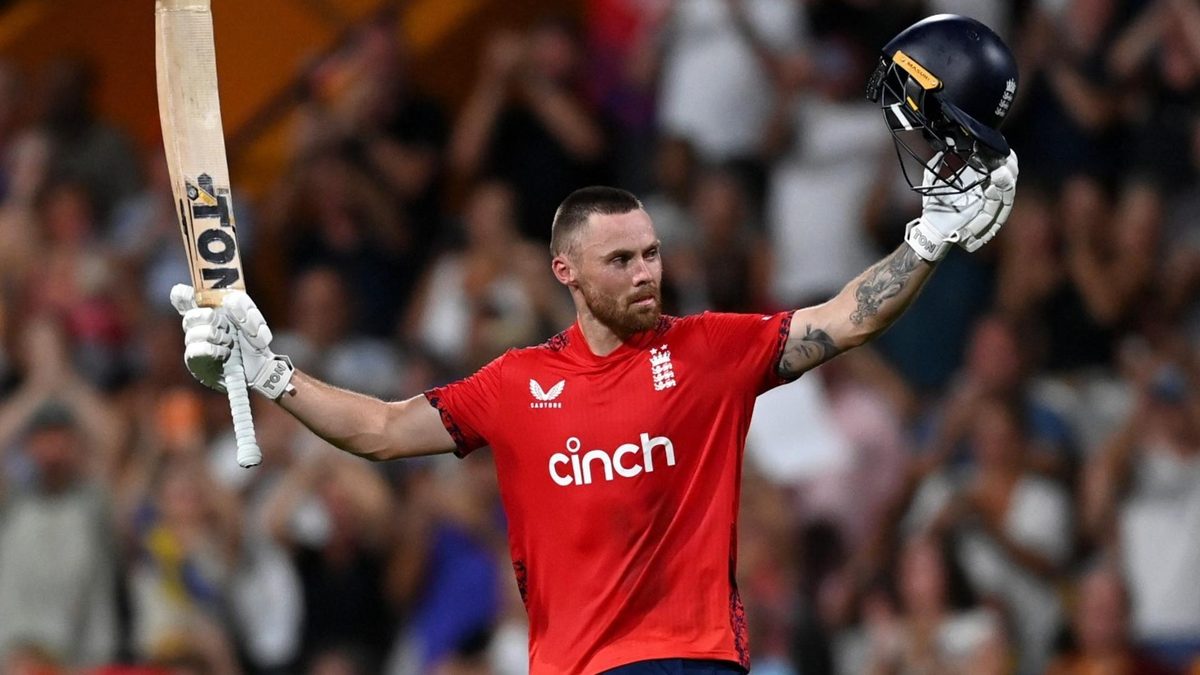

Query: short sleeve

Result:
[699,310,796,395]
[423,353,506,457]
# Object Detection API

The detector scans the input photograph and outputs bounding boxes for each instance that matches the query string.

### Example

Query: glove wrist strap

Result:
[252,355,296,400]
[905,218,951,262]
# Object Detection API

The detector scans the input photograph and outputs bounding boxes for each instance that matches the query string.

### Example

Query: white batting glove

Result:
[170,285,296,400]
[904,150,1019,261]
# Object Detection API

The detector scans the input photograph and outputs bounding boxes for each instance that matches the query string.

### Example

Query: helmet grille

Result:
[870,58,990,196]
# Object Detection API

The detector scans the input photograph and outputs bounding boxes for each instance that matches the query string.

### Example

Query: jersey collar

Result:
[560,317,675,363]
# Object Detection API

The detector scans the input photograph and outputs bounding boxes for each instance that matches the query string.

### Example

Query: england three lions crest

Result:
[650,345,676,391]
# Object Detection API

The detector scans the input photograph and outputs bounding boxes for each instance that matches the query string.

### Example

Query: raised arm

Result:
[278,373,455,461]
[170,286,456,463]
[777,245,931,378]
[777,152,1019,379]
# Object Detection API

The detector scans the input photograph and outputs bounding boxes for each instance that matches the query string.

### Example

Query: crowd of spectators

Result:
[1,0,1200,673]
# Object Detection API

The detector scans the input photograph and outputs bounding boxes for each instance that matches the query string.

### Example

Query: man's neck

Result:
[576,311,626,357]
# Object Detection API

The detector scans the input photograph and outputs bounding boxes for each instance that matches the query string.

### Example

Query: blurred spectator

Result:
[405,181,573,374]
[26,179,131,388]
[1117,0,1200,342]
[659,165,771,313]
[640,135,697,251]
[272,266,410,400]
[926,314,1077,482]
[747,364,856,488]
[990,0,1141,372]
[737,472,800,675]
[859,533,1006,675]
[655,0,806,197]
[295,11,449,262]
[689,167,771,312]
[262,147,413,337]
[1011,0,1123,191]
[796,353,913,547]
[451,19,609,241]
[264,453,397,670]
[761,16,888,307]
[1045,561,1174,675]
[122,451,241,671]
[911,398,1073,673]
[107,153,193,309]
[386,454,504,675]
[206,399,303,674]
[0,320,122,667]
[582,0,671,191]
[1047,0,1200,352]
[991,184,1122,373]
[29,59,141,221]
[1109,0,1200,202]
[1082,344,1200,668]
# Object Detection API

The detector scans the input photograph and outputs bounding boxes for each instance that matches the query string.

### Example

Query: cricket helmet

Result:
[866,14,1018,195]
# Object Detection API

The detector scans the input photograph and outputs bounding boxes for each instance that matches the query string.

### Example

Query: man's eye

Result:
[646,248,659,260]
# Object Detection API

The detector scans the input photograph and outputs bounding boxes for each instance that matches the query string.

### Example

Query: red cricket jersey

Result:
[424,311,795,675]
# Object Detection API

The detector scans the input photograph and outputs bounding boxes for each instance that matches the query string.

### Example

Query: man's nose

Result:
[631,258,654,285]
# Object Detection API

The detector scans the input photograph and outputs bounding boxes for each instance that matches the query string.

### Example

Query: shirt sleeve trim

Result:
[422,389,472,458]
[771,310,798,385]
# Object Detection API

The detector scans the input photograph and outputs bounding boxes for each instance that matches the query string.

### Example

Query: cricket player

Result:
[173,14,1019,675]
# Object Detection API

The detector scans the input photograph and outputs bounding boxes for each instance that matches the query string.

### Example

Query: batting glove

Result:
[904,150,1019,261]
[170,285,296,399]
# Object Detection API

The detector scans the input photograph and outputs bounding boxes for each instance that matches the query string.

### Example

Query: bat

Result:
[156,0,260,467]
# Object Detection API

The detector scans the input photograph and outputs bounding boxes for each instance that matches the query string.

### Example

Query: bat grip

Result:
[223,339,261,467]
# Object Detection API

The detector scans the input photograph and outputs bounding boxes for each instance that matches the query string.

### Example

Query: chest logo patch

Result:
[650,344,676,391]
[530,379,565,409]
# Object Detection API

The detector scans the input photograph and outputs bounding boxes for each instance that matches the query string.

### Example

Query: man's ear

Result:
[551,254,576,287]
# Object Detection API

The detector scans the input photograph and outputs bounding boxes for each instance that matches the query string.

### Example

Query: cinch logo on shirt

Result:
[549,434,676,486]
[530,379,565,409]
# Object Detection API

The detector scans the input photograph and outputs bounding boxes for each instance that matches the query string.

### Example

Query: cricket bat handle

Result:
[223,339,261,467]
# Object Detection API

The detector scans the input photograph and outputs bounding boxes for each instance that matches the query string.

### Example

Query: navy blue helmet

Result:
[866,14,1018,195]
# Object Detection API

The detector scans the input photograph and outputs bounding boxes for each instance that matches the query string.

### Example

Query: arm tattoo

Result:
[777,324,841,378]
[851,246,922,325]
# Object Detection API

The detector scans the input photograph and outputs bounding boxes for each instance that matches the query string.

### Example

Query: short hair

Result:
[550,186,643,257]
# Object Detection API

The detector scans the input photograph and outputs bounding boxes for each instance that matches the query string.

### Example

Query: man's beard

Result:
[579,281,662,338]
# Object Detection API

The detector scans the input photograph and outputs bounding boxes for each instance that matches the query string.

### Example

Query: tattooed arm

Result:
[776,245,934,378]
[774,151,1019,378]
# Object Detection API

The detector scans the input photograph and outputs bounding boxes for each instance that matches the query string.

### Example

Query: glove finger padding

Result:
[219,290,295,400]
[171,285,237,392]
[223,291,273,350]
[184,322,232,351]
[179,306,232,392]
[958,151,1019,253]
[182,306,229,332]
[170,284,198,315]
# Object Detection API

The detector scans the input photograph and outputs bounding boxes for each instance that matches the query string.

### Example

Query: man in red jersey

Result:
[172,176,1014,674]
[173,16,1019,670]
